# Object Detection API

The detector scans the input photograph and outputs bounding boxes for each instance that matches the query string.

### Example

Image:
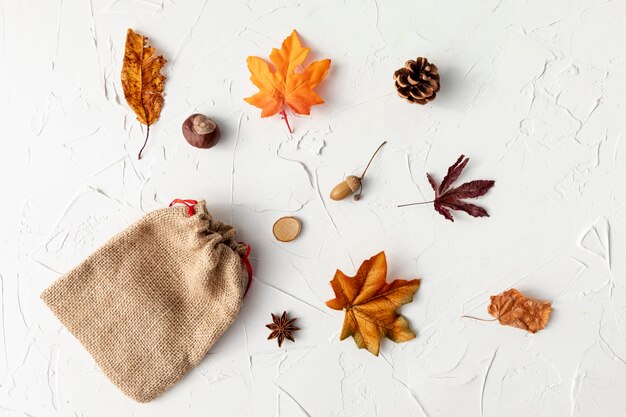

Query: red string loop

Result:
[169,199,198,217]
[242,244,253,297]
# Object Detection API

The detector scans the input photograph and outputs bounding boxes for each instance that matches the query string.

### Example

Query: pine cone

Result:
[393,57,440,104]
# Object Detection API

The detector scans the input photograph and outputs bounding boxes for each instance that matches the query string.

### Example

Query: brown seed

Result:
[272,216,302,242]
[182,114,221,149]
[329,141,387,202]
[330,175,361,201]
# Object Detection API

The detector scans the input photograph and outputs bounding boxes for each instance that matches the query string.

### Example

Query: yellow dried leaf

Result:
[326,252,420,356]
[121,28,166,159]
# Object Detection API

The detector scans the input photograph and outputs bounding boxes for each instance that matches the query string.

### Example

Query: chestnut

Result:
[182,114,221,149]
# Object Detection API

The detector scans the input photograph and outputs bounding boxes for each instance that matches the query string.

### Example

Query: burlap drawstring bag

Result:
[41,199,252,403]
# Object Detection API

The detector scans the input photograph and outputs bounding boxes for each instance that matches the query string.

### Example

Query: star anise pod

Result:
[266,311,300,347]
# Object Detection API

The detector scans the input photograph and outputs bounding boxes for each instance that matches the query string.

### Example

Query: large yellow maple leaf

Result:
[244,30,331,132]
[326,252,420,356]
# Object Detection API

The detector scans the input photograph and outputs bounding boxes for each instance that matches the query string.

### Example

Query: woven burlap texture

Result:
[41,200,247,402]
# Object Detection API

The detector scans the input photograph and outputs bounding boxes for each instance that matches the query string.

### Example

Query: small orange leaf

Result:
[326,252,420,356]
[121,28,166,159]
[244,29,331,132]
[488,289,552,333]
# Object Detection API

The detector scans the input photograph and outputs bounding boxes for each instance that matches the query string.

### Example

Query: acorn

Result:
[330,141,387,201]
[182,114,221,148]
[330,175,361,201]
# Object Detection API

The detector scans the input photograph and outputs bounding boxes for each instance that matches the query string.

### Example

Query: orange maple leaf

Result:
[244,30,331,133]
[326,252,420,356]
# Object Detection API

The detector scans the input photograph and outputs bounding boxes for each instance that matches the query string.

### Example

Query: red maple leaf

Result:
[400,155,495,222]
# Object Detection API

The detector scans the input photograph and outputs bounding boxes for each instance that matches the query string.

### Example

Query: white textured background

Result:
[1,0,626,416]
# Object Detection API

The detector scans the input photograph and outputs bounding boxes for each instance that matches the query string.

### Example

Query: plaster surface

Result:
[1,1,626,416]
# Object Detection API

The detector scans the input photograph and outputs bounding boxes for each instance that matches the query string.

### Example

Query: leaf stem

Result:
[280,108,293,134]
[138,124,150,160]
[359,141,387,179]
[460,315,497,322]
[397,200,434,208]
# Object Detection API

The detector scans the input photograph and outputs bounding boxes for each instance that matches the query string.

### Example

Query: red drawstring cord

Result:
[169,199,198,216]
[242,244,253,297]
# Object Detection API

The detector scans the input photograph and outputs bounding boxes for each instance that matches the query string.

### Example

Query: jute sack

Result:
[41,199,251,402]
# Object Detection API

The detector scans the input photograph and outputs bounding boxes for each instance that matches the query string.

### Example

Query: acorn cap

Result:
[345,175,361,192]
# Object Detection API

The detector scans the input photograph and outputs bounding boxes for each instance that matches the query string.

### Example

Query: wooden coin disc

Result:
[272,216,302,242]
